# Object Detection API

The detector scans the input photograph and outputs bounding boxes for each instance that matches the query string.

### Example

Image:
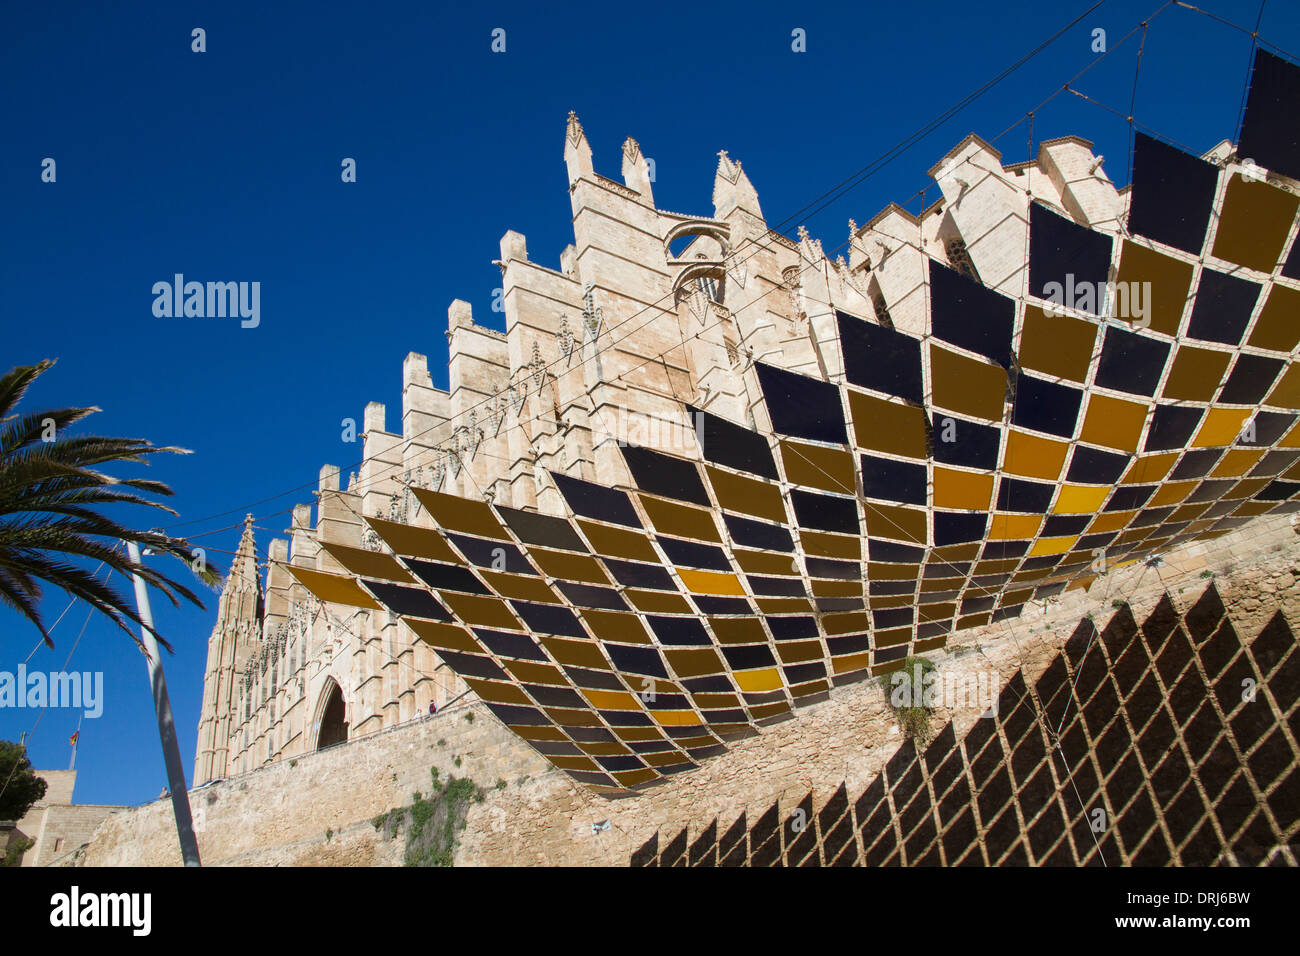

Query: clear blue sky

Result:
[3,0,1297,807]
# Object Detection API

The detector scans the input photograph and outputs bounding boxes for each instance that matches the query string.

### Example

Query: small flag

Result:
[69,731,79,747]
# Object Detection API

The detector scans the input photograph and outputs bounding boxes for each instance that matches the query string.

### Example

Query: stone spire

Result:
[564,111,594,185]
[621,137,654,204]
[194,515,263,786]
[713,150,763,221]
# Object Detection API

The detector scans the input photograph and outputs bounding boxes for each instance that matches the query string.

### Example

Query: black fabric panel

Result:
[647,615,712,646]
[827,633,871,655]
[873,644,910,664]
[593,754,648,773]
[1128,132,1218,254]
[690,405,779,479]
[874,607,914,628]
[1219,354,1285,405]
[1012,375,1083,438]
[525,684,587,709]
[657,536,732,571]
[404,559,491,596]
[837,310,924,403]
[556,581,630,611]
[869,539,926,562]
[791,489,860,533]
[860,454,927,505]
[982,539,1030,559]
[1239,49,1300,182]
[721,644,777,669]
[1145,405,1205,451]
[497,504,589,553]
[723,513,794,551]
[931,415,1002,470]
[564,666,625,691]
[933,511,988,545]
[1029,202,1113,314]
[1187,268,1260,345]
[747,575,807,596]
[996,478,1055,514]
[805,557,862,579]
[1245,411,1297,446]
[1105,485,1156,511]
[440,651,510,682]
[447,533,535,574]
[1043,514,1090,536]
[605,643,668,679]
[1095,326,1172,397]
[784,662,827,685]
[363,580,452,621]
[1251,449,1300,477]
[621,444,710,506]
[870,579,917,595]
[683,676,735,693]
[755,362,848,444]
[768,616,818,640]
[693,595,752,615]
[475,629,548,661]
[1067,445,1131,484]
[929,260,1015,369]
[1260,480,1300,500]
[1170,449,1223,480]
[604,558,677,591]
[552,472,642,528]
[1284,230,1300,281]
[510,601,588,638]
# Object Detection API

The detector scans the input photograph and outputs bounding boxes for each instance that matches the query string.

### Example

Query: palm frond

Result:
[0,359,224,649]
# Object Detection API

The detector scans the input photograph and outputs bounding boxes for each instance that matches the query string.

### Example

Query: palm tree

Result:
[0,359,221,649]
[0,358,223,865]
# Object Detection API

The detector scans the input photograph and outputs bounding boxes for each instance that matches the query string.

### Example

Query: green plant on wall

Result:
[3,836,35,867]
[879,656,938,743]
[373,768,485,866]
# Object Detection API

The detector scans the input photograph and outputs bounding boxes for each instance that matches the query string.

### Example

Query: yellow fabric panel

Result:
[733,668,783,692]
[676,568,745,595]
[412,488,509,539]
[933,467,994,510]
[287,565,382,610]
[366,516,459,562]
[704,466,787,522]
[318,542,415,584]
[1079,393,1149,452]
[1053,485,1110,514]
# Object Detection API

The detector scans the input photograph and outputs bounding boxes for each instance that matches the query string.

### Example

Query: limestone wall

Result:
[77,697,549,867]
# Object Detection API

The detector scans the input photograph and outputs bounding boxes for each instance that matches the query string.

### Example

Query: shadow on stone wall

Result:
[632,583,1300,866]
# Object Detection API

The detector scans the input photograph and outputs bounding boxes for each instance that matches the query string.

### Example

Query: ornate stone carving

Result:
[557,315,575,361]
[725,252,747,289]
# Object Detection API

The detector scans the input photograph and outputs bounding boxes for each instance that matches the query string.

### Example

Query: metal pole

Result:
[125,540,201,867]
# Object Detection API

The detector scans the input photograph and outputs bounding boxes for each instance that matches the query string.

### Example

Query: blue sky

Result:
[2,0,1297,807]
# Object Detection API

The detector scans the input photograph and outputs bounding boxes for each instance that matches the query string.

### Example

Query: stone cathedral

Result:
[195,49,1300,794]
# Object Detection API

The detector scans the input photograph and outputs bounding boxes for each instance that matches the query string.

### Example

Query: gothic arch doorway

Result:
[315,679,348,750]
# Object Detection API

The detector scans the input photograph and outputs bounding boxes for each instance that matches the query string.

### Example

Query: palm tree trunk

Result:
[125,541,201,867]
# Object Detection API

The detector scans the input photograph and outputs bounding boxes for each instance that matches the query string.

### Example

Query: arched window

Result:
[315,679,348,750]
